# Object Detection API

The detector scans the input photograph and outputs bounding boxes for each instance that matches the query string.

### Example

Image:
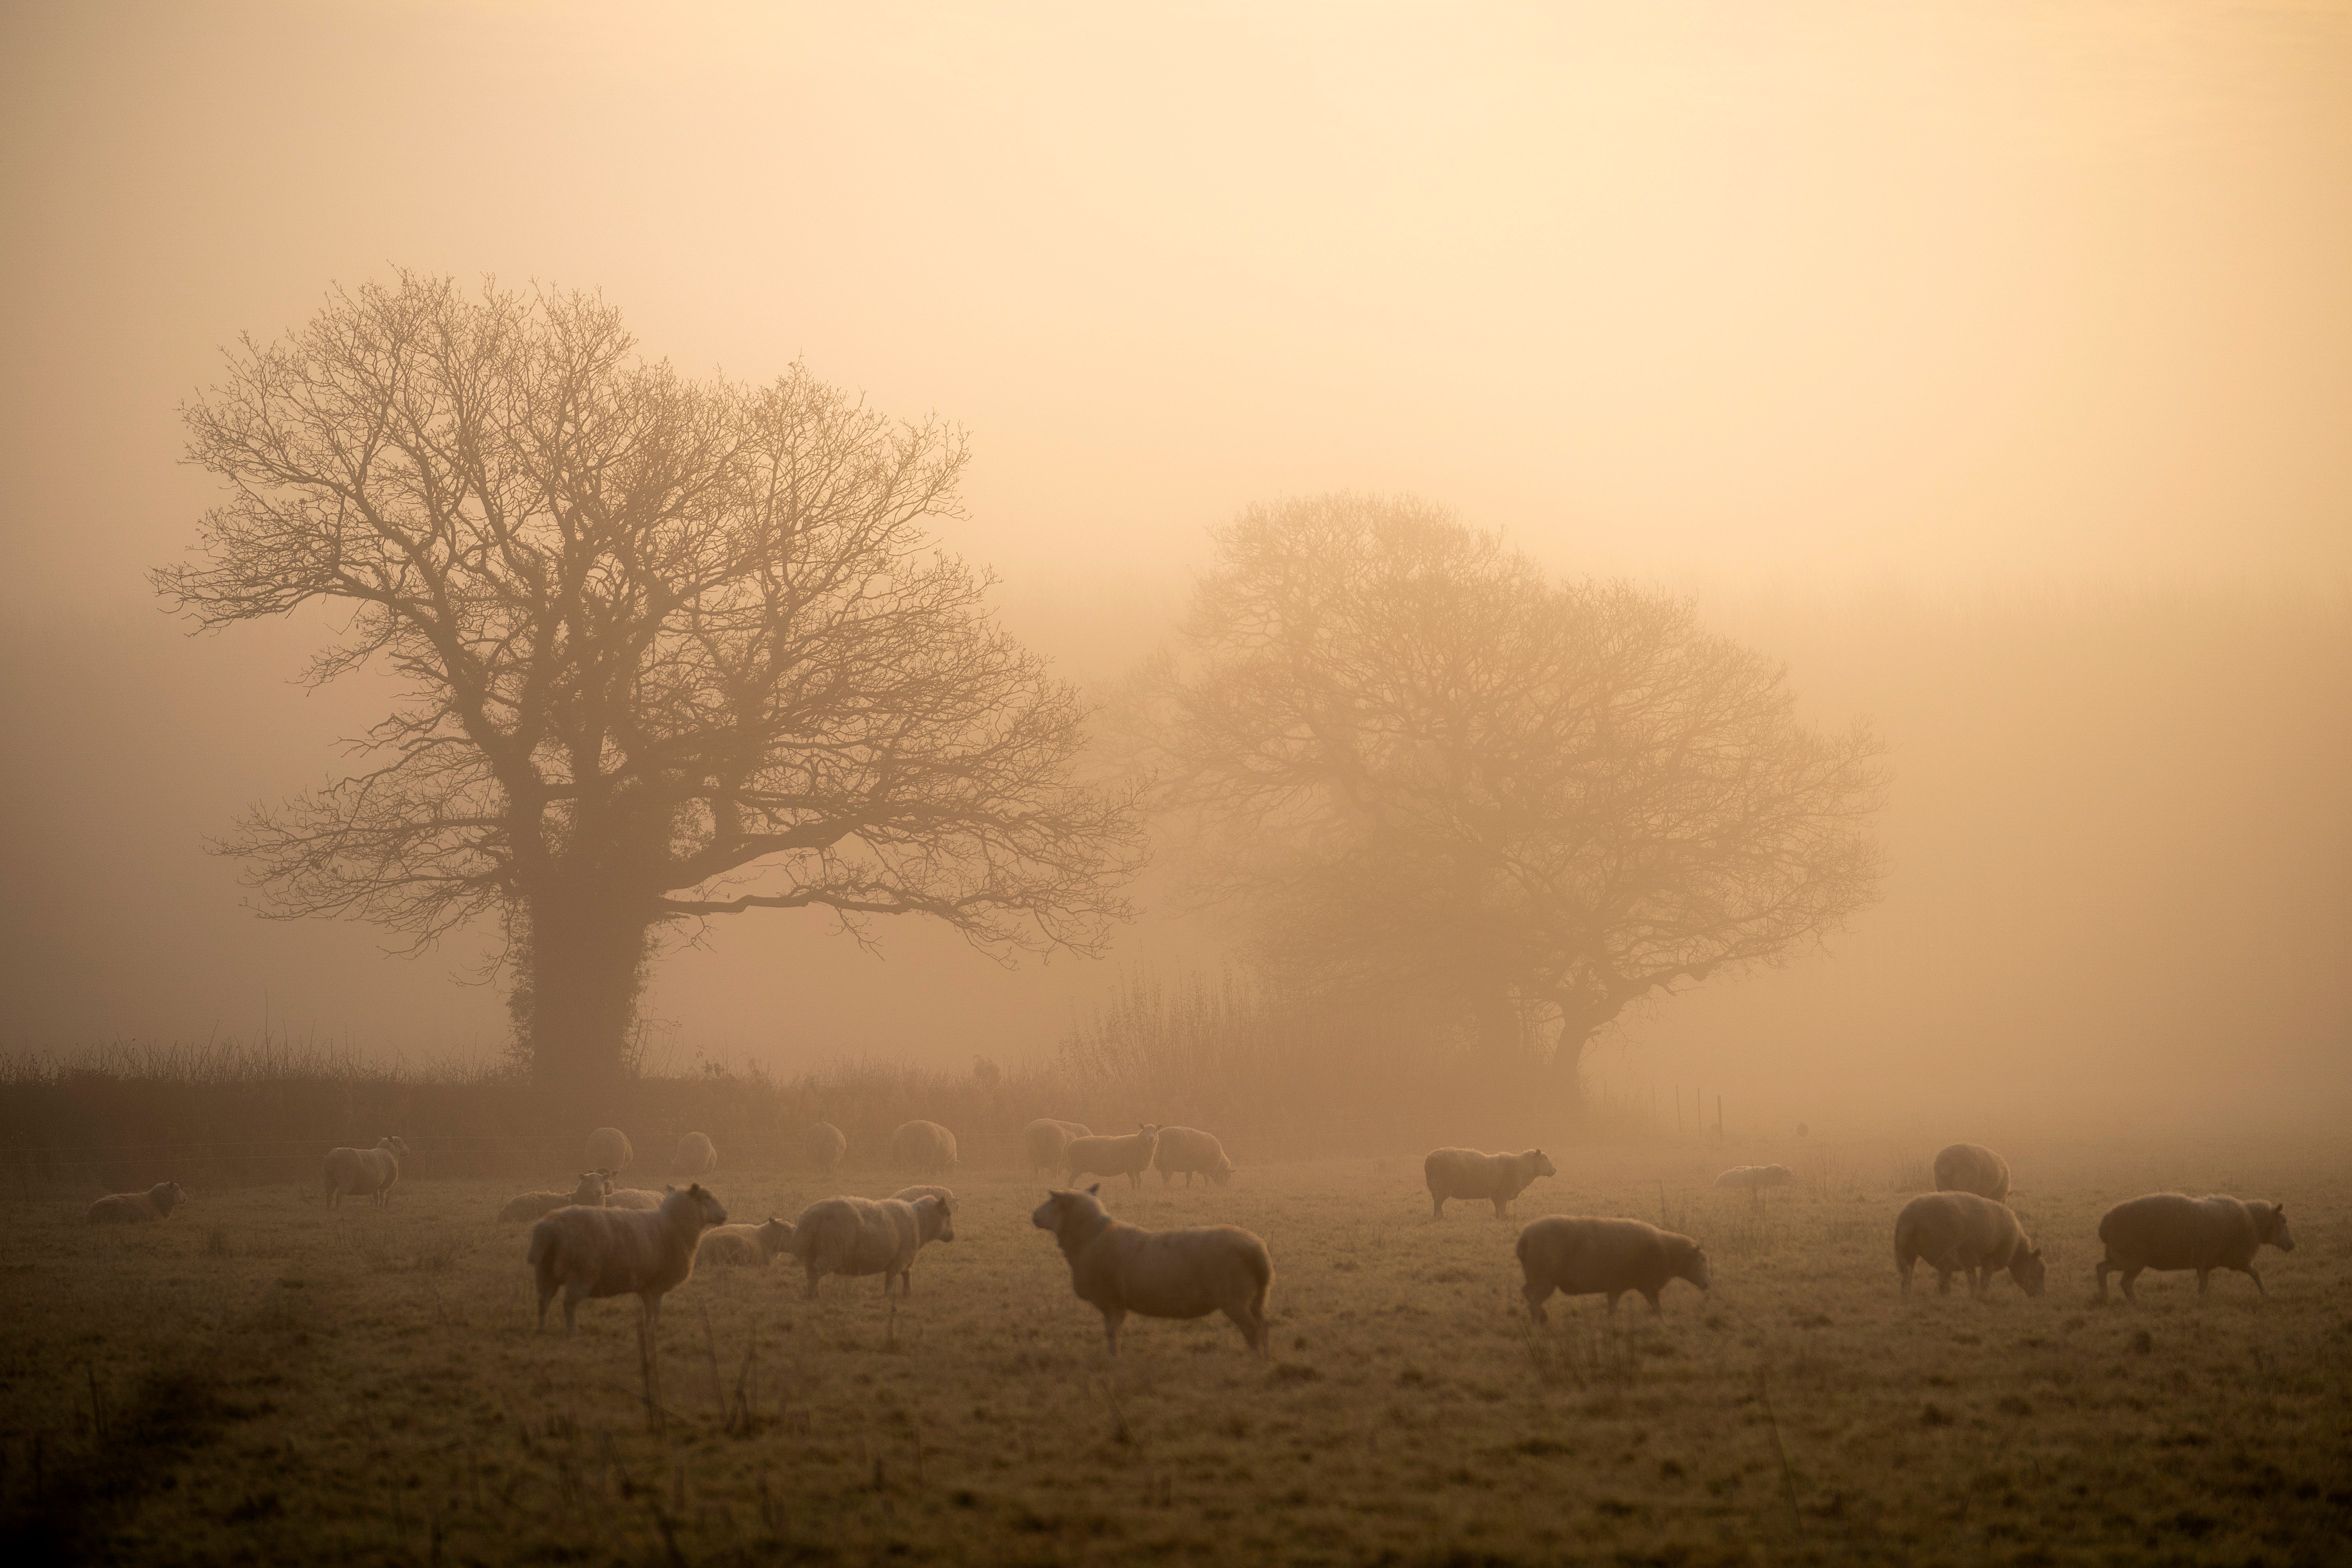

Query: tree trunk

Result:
[508,886,655,1093]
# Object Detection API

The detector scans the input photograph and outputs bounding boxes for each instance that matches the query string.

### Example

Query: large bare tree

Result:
[1149,493,1884,1083]
[158,273,1140,1087]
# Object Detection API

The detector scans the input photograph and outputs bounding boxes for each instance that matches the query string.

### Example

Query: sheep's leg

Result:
[1430,1195,1445,1220]
[803,1263,822,1301]
[643,1294,662,1336]
[1102,1308,1126,1358]
[1936,1269,1952,1296]
[2094,1260,2112,1302]
[1523,1280,1552,1324]
[2243,1265,2266,1297]
[1224,1299,1267,1355]
[1492,1198,1510,1218]
[563,1285,583,1335]
[1643,1289,1663,1317]
[2121,1267,2141,1303]
[535,1281,556,1331]
[1898,1257,1915,1296]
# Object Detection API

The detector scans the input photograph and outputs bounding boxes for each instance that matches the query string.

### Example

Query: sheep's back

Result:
[1091,1224,1267,1316]
[2100,1193,2254,1269]
[1425,1148,1508,1198]
[1518,1216,1670,1292]
[1153,1127,1229,1173]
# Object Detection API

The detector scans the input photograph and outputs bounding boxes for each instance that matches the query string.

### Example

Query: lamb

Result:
[498,1171,611,1223]
[2095,1193,2295,1303]
[1063,1125,1163,1190]
[1893,1191,2046,1298]
[1023,1118,1090,1176]
[87,1181,188,1225]
[782,1194,955,1298]
[1932,1142,2012,1202]
[323,1136,412,1209]
[586,1127,633,1174]
[1423,1147,1557,1218]
[891,1120,958,1175]
[1031,1184,1272,1357]
[805,1122,848,1175]
[1154,1125,1236,1187]
[697,1217,797,1266]
[1517,1216,1711,1320]
[669,1132,717,1179]
[526,1182,728,1334]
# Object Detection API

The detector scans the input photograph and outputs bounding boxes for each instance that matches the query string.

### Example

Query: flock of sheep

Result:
[83,1125,2299,1357]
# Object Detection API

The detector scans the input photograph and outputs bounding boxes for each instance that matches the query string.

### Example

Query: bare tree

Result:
[1148,493,1884,1083]
[158,273,1140,1087]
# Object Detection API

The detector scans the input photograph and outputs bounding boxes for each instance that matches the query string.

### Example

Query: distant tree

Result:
[158,273,1140,1089]
[1149,494,1884,1085]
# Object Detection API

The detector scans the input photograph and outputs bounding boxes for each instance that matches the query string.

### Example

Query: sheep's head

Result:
[674,1183,727,1227]
[1529,1150,1557,1179]
[757,1218,795,1258]
[1209,1156,1234,1188]
[156,1181,188,1212]
[1679,1243,1712,1292]
[383,1136,413,1157]
[918,1195,956,1244]
[1032,1185,1107,1233]
[2256,1203,2294,1251]
[2011,1245,2048,1297]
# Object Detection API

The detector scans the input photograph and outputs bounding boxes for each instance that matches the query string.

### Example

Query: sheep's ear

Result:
[1087,1183,1102,1196]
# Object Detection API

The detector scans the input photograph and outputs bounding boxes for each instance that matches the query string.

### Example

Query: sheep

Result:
[605,1184,669,1210]
[889,1187,959,1291]
[1893,1191,2046,1298]
[87,1181,188,1225]
[1153,1125,1236,1187]
[2095,1193,2296,1303]
[670,1132,717,1179]
[891,1120,958,1175]
[498,1171,611,1223]
[526,1182,728,1334]
[782,1194,954,1298]
[1517,1216,1711,1320]
[1031,1184,1272,1357]
[697,1217,797,1266]
[1714,1164,1793,1209]
[805,1122,848,1175]
[323,1136,412,1209]
[586,1127,633,1174]
[1932,1142,2012,1202]
[1423,1147,1556,1219]
[1023,1118,1090,1176]
[1064,1125,1163,1190]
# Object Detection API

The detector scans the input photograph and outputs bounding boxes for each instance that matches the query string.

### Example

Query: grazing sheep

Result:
[1023,1118,1090,1176]
[1894,1191,2046,1298]
[1423,1147,1557,1219]
[1154,1126,1236,1187]
[586,1127,633,1174]
[697,1218,796,1266]
[324,1136,412,1209]
[2095,1193,2295,1303]
[1031,1185,1272,1357]
[499,1171,612,1224]
[1932,1143,2013,1202]
[782,1194,954,1298]
[1517,1216,1711,1320]
[670,1132,717,1179]
[1713,1164,1793,1191]
[527,1182,728,1334]
[805,1122,848,1175]
[606,1185,668,1211]
[1064,1125,1163,1190]
[891,1120,959,1175]
[87,1181,188,1225]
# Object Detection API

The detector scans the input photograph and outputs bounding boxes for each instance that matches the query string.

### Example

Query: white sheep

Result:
[323,1136,411,1209]
[1031,1185,1271,1357]
[1423,1147,1556,1219]
[586,1127,633,1174]
[1713,1164,1793,1191]
[890,1120,958,1175]
[605,1184,669,1211]
[2095,1193,2295,1302]
[1932,1143,2013,1202]
[1894,1191,2046,1298]
[499,1171,611,1223]
[1153,1126,1236,1187]
[1063,1125,1162,1190]
[527,1181,728,1334]
[1517,1216,1711,1319]
[805,1122,848,1175]
[670,1132,718,1179]
[782,1194,955,1298]
[87,1181,188,1225]
[697,1217,797,1266]
[1023,1118,1089,1176]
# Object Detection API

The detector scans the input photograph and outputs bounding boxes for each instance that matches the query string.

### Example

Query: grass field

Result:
[2,1137,2348,1566]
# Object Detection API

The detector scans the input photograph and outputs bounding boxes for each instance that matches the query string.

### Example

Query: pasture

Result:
[2,1138,2347,1565]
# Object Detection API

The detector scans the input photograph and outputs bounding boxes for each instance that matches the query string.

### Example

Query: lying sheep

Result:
[527,1182,728,1334]
[586,1127,633,1174]
[670,1132,717,1179]
[805,1122,848,1176]
[2095,1193,2295,1303]
[1064,1125,1162,1190]
[606,1184,668,1211]
[1154,1126,1236,1187]
[1714,1164,1793,1191]
[324,1136,412,1209]
[891,1120,958,1175]
[87,1181,188,1225]
[1893,1191,2046,1298]
[1424,1147,1556,1219]
[697,1217,797,1267]
[783,1194,954,1298]
[1024,1118,1089,1176]
[499,1171,611,1223]
[1517,1216,1711,1319]
[1933,1142,2012,1201]
[1031,1184,1271,1357]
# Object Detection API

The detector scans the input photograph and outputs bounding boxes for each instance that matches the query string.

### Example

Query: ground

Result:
[1,1138,2347,1566]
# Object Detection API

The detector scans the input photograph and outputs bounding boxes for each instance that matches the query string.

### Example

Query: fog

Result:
[3,2,2347,1138]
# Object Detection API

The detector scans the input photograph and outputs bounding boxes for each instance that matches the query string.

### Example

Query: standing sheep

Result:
[1424,1147,1557,1219]
[1893,1191,2046,1298]
[697,1217,797,1266]
[782,1194,954,1298]
[324,1136,412,1209]
[2095,1193,2295,1303]
[1154,1126,1236,1187]
[804,1122,848,1176]
[1933,1143,2013,1202]
[1031,1185,1272,1357]
[891,1120,958,1175]
[526,1182,728,1334]
[499,1171,611,1223]
[1517,1216,1711,1320]
[670,1132,718,1179]
[1023,1118,1089,1176]
[586,1127,633,1174]
[87,1181,188,1225]
[1064,1125,1162,1190]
